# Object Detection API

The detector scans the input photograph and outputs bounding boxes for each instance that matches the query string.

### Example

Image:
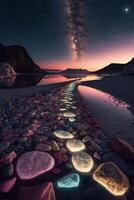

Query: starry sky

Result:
[0,0,134,71]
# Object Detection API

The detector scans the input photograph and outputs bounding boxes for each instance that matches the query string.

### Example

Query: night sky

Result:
[0,0,134,71]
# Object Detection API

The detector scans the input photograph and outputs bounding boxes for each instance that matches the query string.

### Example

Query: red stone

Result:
[62,155,68,162]
[18,182,56,200]
[0,177,16,193]
[111,138,134,162]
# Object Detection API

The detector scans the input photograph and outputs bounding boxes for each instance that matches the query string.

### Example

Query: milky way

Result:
[65,0,87,60]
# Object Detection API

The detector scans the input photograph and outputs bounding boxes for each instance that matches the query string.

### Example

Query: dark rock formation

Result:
[0,43,46,74]
[124,58,134,75]
[62,68,90,74]
[96,58,134,75]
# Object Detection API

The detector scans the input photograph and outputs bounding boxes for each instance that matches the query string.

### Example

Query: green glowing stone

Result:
[57,173,80,188]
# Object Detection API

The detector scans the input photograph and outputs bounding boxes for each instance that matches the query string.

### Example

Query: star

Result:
[124,7,130,14]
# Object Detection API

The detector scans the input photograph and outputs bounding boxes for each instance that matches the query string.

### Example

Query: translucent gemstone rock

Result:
[16,151,55,180]
[93,162,129,196]
[53,130,74,139]
[72,151,94,173]
[57,173,80,188]
[67,139,85,152]
[63,112,76,118]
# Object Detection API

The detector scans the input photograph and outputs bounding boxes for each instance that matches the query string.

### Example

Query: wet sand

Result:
[80,75,134,114]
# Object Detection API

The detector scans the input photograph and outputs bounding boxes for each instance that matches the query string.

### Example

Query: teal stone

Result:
[57,173,80,188]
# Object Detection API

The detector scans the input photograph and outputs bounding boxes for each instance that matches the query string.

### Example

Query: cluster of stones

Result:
[0,82,133,199]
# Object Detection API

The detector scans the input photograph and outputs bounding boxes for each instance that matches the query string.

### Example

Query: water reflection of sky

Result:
[38,75,75,85]
[38,74,102,86]
[78,85,134,144]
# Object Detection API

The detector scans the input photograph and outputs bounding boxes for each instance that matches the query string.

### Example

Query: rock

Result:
[57,173,80,188]
[65,163,73,169]
[0,62,16,78]
[17,137,28,143]
[68,118,75,122]
[0,177,16,193]
[18,182,56,200]
[72,151,94,173]
[53,130,74,139]
[1,164,14,177]
[52,168,61,175]
[93,152,101,161]
[93,162,129,196]
[79,131,87,136]
[50,141,59,152]
[82,136,92,143]
[16,151,55,180]
[77,124,88,131]
[0,142,9,151]
[63,112,76,118]
[0,151,17,164]
[35,144,51,152]
[91,141,103,153]
[102,152,128,172]
[66,139,85,152]
[111,138,134,162]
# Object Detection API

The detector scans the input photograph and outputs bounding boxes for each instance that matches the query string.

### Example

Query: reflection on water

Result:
[0,74,102,89]
[78,85,134,144]
[38,75,75,85]
[0,75,43,89]
[80,74,102,82]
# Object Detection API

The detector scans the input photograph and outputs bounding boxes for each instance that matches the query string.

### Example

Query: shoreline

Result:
[0,80,74,100]
[80,75,134,114]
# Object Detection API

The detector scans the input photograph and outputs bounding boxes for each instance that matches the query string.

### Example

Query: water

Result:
[0,74,101,89]
[78,85,134,144]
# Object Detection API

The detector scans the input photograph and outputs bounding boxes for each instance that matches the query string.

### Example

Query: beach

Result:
[81,75,134,113]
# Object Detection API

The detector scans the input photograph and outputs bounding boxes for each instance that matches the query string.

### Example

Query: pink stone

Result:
[0,177,16,193]
[18,182,56,200]
[16,151,55,180]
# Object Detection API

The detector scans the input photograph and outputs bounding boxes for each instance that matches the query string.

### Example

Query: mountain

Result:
[96,63,125,74]
[0,43,47,74]
[124,58,134,75]
[95,58,134,75]
[62,68,91,74]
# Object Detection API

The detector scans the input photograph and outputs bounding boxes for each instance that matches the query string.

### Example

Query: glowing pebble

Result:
[57,173,80,188]
[63,112,76,118]
[53,130,74,139]
[69,117,75,122]
[93,162,129,196]
[16,151,55,180]
[72,151,94,173]
[67,139,85,152]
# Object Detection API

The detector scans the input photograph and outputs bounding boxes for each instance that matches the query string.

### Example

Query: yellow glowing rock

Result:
[72,151,94,173]
[53,130,74,139]
[63,112,76,118]
[68,117,75,122]
[93,162,129,196]
[67,139,85,152]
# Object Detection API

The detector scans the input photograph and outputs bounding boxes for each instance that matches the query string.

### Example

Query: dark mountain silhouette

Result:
[96,63,125,74]
[124,58,134,75]
[96,58,134,75]
[0,43,47,74]
[62,68,91,74]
